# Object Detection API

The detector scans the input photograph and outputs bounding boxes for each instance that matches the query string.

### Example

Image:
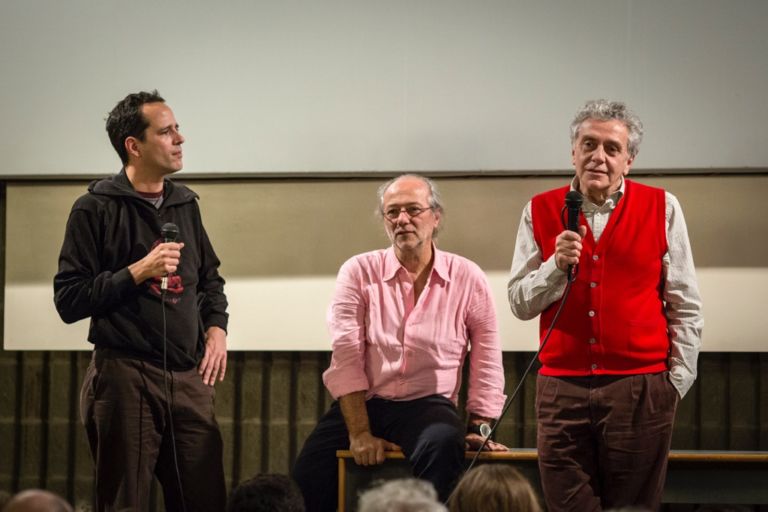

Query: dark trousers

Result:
[292,395,464,512]
[536,372,679,512]
[81,349,226,512]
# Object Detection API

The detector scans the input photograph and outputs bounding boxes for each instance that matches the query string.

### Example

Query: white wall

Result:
[1,0,767,176]
[6,270,766,351]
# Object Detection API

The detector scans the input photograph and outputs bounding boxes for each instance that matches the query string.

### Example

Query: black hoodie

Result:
[54,169,228,370]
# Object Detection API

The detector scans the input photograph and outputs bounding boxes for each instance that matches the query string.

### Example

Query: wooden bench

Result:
[337,449,768,512]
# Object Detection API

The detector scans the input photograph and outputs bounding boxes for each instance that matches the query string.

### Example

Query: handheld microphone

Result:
[564,191,583,280]
[565,191,582,232]
[160,223,179,291]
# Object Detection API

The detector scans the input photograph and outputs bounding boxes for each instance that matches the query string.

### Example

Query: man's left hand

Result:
[464,433,508,452]
[199,326,227,386]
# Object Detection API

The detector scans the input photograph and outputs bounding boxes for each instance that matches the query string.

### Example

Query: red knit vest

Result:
[531,180,670,376]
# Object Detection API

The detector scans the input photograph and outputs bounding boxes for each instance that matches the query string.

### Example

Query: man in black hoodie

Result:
[54,90,228,512]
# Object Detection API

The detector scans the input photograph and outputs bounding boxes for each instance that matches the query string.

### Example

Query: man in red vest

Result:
[508,100,703,511]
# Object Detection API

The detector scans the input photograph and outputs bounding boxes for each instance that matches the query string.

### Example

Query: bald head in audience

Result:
[3,490,73,512]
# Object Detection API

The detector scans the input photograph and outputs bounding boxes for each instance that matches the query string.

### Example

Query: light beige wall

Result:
[5,174,767,350]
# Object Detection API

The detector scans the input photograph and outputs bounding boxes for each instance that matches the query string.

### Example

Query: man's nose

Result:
[591,145,605,161]
[395,210,411,224]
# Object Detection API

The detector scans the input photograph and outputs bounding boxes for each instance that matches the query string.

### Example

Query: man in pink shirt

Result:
[292,174,507,512]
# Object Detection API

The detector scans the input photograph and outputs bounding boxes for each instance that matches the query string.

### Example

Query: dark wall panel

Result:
[0,350,766,510]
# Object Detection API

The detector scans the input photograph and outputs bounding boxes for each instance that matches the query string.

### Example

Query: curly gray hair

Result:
[570,99,644,158]
[358,479,447,512]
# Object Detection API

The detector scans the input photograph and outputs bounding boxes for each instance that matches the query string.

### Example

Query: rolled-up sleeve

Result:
[322,258,370,399]
[465,272,506,418]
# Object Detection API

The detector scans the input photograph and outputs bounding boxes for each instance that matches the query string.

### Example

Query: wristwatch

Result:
[467,422,492,438]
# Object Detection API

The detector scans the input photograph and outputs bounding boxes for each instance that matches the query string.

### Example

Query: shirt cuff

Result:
[669,361,695,398]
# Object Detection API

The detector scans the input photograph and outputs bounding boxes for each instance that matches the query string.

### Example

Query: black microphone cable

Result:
[464,274,575,473]
[160,223,188,512]
[463,202,580,477]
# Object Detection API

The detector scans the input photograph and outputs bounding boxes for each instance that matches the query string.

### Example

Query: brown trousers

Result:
[536,372,678,512]
[81,349,226,512]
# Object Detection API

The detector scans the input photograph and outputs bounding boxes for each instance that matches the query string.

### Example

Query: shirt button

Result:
[591,363,598,370]
[590,282,597,288]
[589,338,596,344]
[588,310,595,317]
[592,255,599,261]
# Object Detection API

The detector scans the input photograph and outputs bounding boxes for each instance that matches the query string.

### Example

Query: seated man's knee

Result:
[416,422,464,456]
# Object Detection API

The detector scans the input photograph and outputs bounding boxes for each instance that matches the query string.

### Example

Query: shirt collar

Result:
[431,247,451,283]
[570,176,625,212]
[383,245,450,283]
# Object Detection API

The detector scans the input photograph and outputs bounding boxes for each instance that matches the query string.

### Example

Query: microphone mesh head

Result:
[565,190,583,209]
[161,222,179,242]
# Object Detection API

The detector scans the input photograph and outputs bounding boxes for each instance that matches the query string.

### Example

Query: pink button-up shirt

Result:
[323,247,506,418]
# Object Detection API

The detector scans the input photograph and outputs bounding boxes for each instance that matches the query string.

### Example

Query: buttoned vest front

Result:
[531,180,670,376]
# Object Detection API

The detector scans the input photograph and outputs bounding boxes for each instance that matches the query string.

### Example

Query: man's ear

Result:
[125,137,141,160]
[623,154,635,176]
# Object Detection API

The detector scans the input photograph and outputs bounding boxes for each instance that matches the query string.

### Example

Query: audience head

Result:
[448,465,541,512]
[358,478,447,512]
[2,490,73,512]
[227,473,304,512]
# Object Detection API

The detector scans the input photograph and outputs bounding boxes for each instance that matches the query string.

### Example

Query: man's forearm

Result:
[338,391,371,437]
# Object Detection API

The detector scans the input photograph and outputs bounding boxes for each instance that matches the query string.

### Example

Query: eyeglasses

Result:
[382,205,433,221]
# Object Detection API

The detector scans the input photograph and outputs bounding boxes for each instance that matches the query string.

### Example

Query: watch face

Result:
[479,423,492,438]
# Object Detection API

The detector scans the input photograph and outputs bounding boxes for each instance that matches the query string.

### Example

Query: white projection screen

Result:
[0,1,767,177]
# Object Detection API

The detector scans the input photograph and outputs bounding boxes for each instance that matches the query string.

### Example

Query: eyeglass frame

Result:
[381,204,435,221]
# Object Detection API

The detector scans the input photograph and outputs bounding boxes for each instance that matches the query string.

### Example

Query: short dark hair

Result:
[227,473,305,512]
[106,90,165,164]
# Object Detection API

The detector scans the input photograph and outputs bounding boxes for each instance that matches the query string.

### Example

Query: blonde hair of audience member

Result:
[358,478,447,512]
[448,465,541,512]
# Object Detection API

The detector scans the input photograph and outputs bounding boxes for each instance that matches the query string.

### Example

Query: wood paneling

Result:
[0,350,766,510]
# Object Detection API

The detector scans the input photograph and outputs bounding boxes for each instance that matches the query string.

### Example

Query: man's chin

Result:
[394,239,421,251]
[583,179,610,194]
